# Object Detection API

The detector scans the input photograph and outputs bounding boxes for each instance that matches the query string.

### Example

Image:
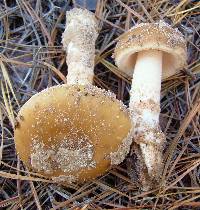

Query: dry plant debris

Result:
[0,0,200,209]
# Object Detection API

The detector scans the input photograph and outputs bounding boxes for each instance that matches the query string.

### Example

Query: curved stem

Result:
[130,50,165,189]
[62,9,98,85]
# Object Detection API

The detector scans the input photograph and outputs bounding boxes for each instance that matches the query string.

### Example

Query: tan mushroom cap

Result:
[114,21,187,79]
[14,85,133,184]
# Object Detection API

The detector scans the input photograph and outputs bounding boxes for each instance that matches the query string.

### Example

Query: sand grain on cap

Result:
[115,21,186,51]
[15,84,133,183]
[114,21,187,79]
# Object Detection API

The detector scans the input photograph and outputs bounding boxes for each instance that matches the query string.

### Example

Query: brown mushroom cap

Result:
[114,21,187,79]
[14,85,133,183]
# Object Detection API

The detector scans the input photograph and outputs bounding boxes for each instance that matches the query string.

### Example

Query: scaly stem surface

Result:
[62,9,98,85]
[129,50,165,190]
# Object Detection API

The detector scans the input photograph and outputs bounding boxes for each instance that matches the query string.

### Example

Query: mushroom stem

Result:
[129,50,165,187]
[130,50,162,112]
[62,9,98,85]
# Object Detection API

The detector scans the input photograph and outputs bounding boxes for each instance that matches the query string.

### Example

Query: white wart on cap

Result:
[114,21,187,79]
[14,85,133,183]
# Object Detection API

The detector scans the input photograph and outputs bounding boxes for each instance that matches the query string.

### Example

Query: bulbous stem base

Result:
[62,9,98,85]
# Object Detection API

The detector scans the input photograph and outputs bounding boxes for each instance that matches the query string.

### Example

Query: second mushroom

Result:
[114,22,187,190]
[14,8,133,184]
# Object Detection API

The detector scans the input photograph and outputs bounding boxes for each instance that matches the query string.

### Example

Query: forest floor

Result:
[0,0,200,209]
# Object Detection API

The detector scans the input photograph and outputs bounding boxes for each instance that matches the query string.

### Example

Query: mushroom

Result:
[14,8,133,184]
[114,21,187,189]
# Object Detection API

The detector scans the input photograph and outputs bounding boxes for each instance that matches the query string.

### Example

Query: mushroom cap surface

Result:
[14,85,133,183]
[114,21,187,79]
